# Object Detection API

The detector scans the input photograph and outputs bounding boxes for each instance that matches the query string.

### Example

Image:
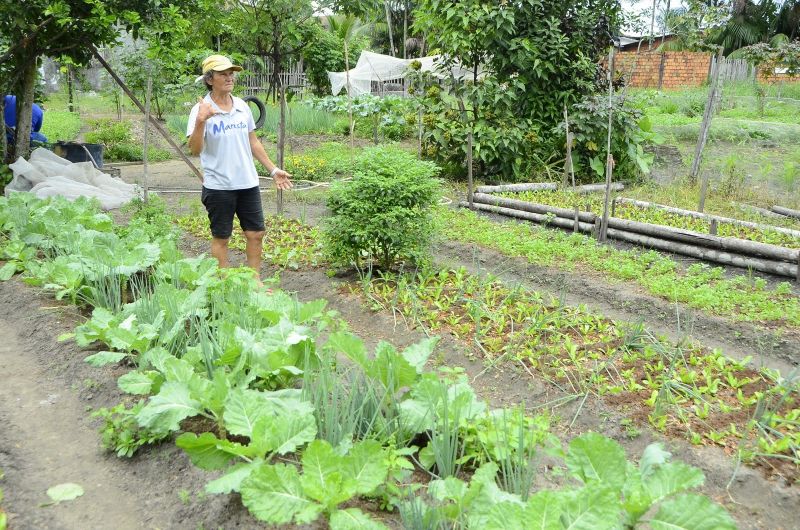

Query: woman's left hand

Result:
[273,169,293,190]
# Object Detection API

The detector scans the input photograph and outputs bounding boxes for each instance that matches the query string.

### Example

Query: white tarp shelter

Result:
[328,51,480,96]
[6,148,140,210]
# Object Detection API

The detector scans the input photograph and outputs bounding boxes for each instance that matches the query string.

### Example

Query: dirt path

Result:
[0,282,263,530]
[0,304,143,529]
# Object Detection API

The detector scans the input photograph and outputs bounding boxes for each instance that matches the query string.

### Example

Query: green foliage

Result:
[84,118,171,162]
[323,146,441,269]
[39,111,82,143]
[412,0,623,181]
[302,22,367,96]
[562,94,660,181]
[0,165,11,193]
[93,400,170,457]
[306,95,416,142]
[439,207,800,327]
[737,40,800,76]
[239,439,389,527]
[402,434,735,529]
[285,142,357,182]
[45,483,84,504]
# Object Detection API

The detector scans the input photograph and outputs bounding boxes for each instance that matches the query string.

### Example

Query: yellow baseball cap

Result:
[201,55,243,74]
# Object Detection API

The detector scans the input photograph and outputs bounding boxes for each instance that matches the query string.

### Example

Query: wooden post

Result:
[611,197,616,218]
[457,98,474,208]
[593,217,602,240]
[564,104,575,189]
[694,47,724,207]
[709,218,718,236]
[344,40,355,170]
[574,206,580,233]
[89,45,203,182]
[277,80,287,215]
[600,47,615,242]
[417,107,423,159]
[142,73,151,203]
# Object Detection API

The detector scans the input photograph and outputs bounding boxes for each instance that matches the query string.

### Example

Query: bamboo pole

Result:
[734,202,788,219]
[473,193,799,262]
[461,201,799,278]
[344,40,355,168]
[574,183,624,194]
[457,98,474,208]
[89,45,203,182]
[616,198,800,239]
[277,79,286,214]
[473,193,597,222]
[564,104,575,189]
[771,206,800,220]
[475,182,558,194]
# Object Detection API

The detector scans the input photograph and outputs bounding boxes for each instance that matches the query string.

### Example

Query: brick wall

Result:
[757,70,800,84]
[614,51,712,89]
[614,51,800,88]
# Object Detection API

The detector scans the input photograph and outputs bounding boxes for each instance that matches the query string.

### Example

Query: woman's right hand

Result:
[196,97,218,123]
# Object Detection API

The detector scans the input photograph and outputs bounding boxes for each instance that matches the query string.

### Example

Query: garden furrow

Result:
[0,302,144,530]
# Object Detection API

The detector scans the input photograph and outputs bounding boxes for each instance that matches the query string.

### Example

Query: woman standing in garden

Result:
[187,54,291,274]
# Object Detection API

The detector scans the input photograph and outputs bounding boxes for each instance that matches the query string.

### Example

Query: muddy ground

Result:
[1,156,799,529]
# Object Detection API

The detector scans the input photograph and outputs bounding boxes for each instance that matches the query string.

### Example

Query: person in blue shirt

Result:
[4,95,48,146]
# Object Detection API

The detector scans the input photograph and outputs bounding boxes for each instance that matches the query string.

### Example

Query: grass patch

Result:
[40,111,81,143]
[437,207,800,327]
[284,142,358,181]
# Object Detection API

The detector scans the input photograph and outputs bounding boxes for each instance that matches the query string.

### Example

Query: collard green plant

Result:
[403,433,736,529]
[239,439,390,528]
[323,146,441,269]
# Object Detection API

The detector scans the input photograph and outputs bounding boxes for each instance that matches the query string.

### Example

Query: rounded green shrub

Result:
[323,146,441,270]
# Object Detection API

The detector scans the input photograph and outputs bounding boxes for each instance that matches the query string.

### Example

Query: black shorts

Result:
[201,186,265,239]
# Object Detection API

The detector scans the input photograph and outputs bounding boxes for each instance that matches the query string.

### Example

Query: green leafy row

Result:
[357,266,800,473]
[436,207,800,327]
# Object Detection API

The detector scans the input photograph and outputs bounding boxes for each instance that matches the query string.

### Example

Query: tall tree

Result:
[0,0,190,159]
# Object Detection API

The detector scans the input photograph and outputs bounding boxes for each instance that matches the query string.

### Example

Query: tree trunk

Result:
[15,59,37,160]
[0,95,7,163]
[771,206,800,220]
[67,64,74,113]
[277,61,287,215]
[384,1,395,56]
[475,182,557,194]
[403,0,408,59]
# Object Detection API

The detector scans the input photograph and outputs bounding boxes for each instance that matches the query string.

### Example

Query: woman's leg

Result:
[211,236,231,268]
[202,187,236,268]
[236,186,267,273]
